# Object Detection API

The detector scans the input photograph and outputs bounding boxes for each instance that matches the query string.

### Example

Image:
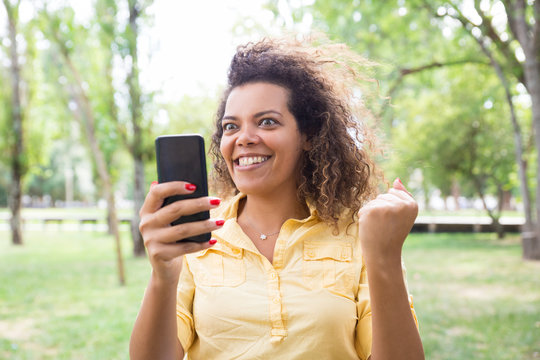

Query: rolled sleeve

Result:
[402,259,419,329]
[176,257,196,351]
[355,262,372,360]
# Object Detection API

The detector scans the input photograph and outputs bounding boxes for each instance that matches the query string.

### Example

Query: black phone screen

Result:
[155,134,210,243]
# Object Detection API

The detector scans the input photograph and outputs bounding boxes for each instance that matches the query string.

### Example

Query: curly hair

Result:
[210,34,383,230]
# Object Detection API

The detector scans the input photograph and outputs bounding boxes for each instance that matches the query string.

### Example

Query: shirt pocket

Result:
[191,244,245,287]
[302,240,355,297]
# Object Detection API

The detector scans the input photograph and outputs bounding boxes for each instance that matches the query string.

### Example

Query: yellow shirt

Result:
[177,193,416,359]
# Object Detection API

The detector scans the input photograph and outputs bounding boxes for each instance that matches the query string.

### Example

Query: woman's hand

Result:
[358,178,425,360]
[138,181,224,283]
[357,178,418,263]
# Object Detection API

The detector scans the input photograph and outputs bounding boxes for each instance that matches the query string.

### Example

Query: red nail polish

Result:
[185,183,197,191]
[210,198,221,206]
[215,219,225,226]
[209,239,217,245]
[396,177,403,185]
[151,181,158,186]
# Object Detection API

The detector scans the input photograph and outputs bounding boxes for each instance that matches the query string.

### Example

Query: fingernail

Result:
[185,183,197,191]
[209,198,221,206]
[215,219,225,226]
[209,239,217,245]
[396,177,403,185]
[150,181,158,189]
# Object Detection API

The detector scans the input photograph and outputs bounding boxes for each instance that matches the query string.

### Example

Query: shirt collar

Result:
[217,192,319,222]
[211,192,319,252]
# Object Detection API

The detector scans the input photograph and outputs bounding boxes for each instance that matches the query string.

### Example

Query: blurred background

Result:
[1,0,539,359]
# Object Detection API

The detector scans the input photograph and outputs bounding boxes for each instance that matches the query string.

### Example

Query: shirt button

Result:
[272,297,280,304]
[307,250,315,258]
[270,273,277,279]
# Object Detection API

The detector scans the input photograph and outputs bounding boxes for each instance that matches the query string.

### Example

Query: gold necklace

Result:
[243,219,280,240]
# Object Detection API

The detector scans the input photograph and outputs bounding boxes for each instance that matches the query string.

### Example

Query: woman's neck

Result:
[237,187,309,235]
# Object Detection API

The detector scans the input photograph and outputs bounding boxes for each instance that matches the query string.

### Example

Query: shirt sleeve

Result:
[355,259,372,360]
[401,259,419,329]
[176,256,196,352]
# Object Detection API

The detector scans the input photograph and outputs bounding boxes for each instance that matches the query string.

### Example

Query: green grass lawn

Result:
[405,233,540,360]
[417,209,524,218]
[0,207,133,219]
[0,231,151,360]
[1,231,539,359]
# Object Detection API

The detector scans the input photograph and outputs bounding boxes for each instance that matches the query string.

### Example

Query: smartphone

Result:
[155,134,211,243]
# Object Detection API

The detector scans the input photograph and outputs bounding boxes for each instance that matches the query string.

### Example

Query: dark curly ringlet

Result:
[210,34,383,232]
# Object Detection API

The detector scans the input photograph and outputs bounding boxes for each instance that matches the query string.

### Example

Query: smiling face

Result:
[219,82,308,197]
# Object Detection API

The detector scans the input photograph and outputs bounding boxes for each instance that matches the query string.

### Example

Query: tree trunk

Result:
[495,186,506,239]
[524,63,540,259]
[470,9,535,254]
[105,183,125,285]
[502,0,540,259]
[493,217,505,240]
[132,157,146,256]
[451,180,461,210]
[473,176,504,239]
[68,84,126,284]
[128,0,146,257]
[72,84,126,285]
[421,175,431,211]
[501,189,512,211]
[49,22,127,284]
[4,0,24,245]
[8,176,23,245]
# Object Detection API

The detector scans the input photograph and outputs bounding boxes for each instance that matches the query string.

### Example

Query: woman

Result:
[130,36,424,360]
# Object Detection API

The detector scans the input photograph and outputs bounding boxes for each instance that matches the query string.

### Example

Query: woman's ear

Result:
[302,135,311,151]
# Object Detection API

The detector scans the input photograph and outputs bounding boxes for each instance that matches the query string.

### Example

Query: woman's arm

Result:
[130,270,184,360]
[358,178,424,360]
[364,254,422,360]
[129,181,222,360]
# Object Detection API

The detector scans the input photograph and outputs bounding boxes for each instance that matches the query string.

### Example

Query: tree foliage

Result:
[265,0,540,249]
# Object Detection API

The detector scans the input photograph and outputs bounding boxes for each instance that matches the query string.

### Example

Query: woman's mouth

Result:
[235,156,270,167]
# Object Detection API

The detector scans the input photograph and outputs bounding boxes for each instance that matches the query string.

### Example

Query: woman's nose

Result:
[236,125,259,146]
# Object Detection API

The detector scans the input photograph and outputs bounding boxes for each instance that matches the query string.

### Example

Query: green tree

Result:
[267,0,539,259]
[40,5,126,284]
[418,0,540,260]
[120,0,154,256]
[93,0,155,257]
[391,63,516,237]
[2,0,26,245]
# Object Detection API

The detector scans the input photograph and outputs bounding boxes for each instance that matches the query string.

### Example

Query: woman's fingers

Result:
[143,218,224,245]
[158,239,218,261]
[139,181,196,216]
[150,196,221,227]
[392,177,413,197]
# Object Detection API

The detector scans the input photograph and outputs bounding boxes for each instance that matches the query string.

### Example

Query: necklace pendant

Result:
[260,234,267,240]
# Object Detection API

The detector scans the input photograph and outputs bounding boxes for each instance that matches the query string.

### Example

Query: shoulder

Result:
[210,192,245,220]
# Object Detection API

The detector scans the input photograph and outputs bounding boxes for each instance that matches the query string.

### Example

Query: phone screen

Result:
[155,134,210,242]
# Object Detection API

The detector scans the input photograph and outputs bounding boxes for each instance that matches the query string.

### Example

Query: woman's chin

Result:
[234,184,263,196]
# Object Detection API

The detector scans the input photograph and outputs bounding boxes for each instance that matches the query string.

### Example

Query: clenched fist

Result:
[358,178,418,263]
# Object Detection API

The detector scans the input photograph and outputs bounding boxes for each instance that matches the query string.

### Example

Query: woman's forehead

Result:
[224,82,291,115]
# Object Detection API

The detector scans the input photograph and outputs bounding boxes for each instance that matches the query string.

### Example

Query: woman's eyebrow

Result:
[222,110,283,121]
[254,110,282,118]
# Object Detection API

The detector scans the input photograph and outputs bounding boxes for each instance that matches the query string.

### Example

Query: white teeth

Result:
[238,156,268,167]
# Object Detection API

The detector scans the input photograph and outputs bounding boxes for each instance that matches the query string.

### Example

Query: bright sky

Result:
[0,0,289,101]
[140,0,279,101]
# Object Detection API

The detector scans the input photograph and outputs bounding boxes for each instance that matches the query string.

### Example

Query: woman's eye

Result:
[223,123,237,131]
[260,118,276,126]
